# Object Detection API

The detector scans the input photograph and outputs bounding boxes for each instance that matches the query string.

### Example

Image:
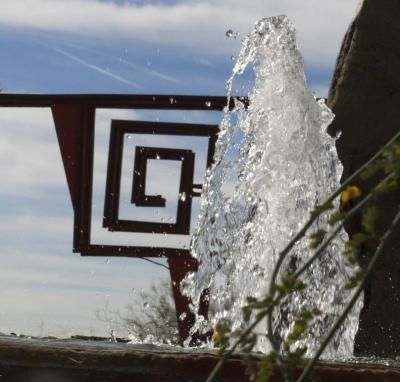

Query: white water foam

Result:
[183,15,361,359]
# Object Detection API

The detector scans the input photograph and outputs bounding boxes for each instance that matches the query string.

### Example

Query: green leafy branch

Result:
[206,128,400,382]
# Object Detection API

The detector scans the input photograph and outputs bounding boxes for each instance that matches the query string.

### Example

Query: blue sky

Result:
[0,0,360,338]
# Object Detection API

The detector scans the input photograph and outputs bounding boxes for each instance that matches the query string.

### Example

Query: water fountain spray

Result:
[183,15,361,359]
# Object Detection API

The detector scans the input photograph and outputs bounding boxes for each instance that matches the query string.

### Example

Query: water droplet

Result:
[169,97,174,104]
[179,192,186,202]
[225,29,234,38]
[156,154,161,160]
[144,302,149,308]
[230,55,235,61]
[126,135,132,140]
[205,101,211,108]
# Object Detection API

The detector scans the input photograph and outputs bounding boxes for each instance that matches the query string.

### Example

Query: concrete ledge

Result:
[0,336,399,381]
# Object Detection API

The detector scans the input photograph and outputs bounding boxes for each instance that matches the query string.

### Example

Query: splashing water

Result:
[182,15,361,358]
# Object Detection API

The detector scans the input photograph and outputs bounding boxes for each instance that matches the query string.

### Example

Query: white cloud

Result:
[0,213,72,242]
[0,106,189,338]
[0,108,69,198]
[52,47,142,89]
[0,0,360,67]
[57,40,182,84]
[0,239,169,337]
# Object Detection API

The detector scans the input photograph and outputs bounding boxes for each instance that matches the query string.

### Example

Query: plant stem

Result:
[205,309,270,382]
[205,130,400,382]
[294,173,393,279]
[296,204,400,382]
[268,128,400,297]
[265,172,392,382]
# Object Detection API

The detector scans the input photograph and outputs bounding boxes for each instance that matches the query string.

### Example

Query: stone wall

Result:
[327,0,400,357]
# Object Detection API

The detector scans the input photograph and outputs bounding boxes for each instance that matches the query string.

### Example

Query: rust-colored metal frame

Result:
[132,146,169,208]
[103,121,218,235]
[78,99,221,257]
[0,93,248,343]
[103,126,202,235]
[131,146,183,208]
[0,94,247,259]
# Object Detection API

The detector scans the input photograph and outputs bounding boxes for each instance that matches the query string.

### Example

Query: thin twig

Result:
[268,128,400,298]
[267,315,291,382]
[296,203,400,382]
[205,309,270,382]
[294,174,393,279]
[205,130,400,382]
[265,172,393,382]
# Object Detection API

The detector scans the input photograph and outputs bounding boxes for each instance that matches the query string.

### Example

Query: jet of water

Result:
[183,15,361,359]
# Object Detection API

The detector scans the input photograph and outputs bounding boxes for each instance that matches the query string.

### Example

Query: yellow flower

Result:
[341,186,361,204]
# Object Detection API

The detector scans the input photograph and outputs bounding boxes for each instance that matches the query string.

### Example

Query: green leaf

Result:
[361,206,378,236]
[343,233,367,265]
[360,159,384,180]
[309,229,327,249]
[279,276,307,294]
[246,296,258,304]
[243,354,258,381]
[345,270,364,289]
[255,353,277,382]
[243,306,252,323]
[310,201,334,219]
[287,346,307,364]
[213,322,231,352]
[328,210,347,225]
[311,308,322,316]
[373,179,397,196]
[285,308,319,346]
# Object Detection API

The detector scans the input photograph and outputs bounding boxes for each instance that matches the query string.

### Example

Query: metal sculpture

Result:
[0,93,247,343]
